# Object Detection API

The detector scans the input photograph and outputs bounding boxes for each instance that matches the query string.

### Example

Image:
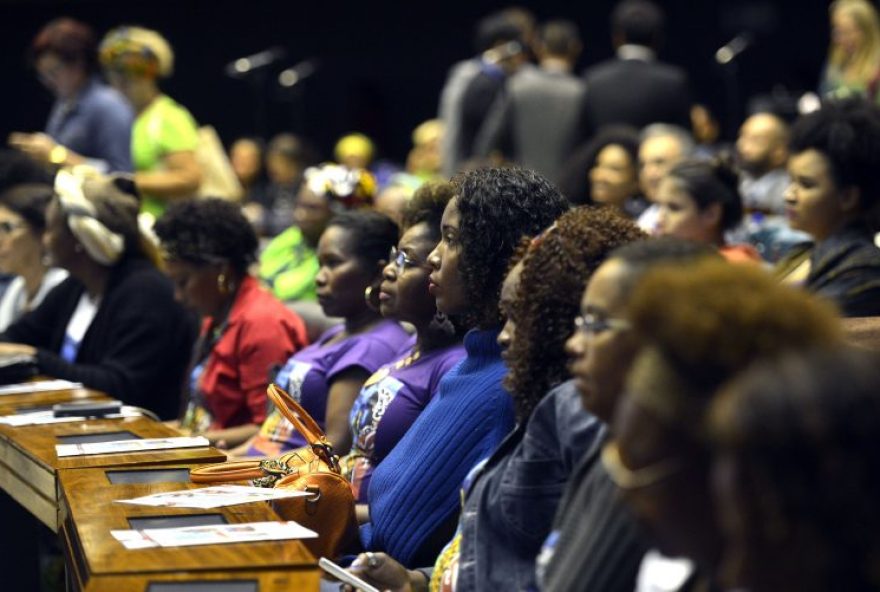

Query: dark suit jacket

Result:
[582,57,692,133]
[0,256,197,419]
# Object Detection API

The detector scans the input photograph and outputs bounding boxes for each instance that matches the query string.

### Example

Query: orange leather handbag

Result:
[190,383,358,558]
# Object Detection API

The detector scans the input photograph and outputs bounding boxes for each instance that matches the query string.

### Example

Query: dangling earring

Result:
[217,273,228,295]
[364,284,381,312]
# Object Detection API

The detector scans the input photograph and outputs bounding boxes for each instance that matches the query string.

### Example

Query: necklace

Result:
[362,346,422,387]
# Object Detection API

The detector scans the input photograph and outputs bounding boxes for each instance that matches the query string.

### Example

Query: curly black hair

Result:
[452,167,570,329]
[504,206,645,421]
[154,198,258,275]
[789,97,880,213]
[400,180,456,240]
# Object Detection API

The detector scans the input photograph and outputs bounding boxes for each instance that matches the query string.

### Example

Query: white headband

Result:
[54,170,125,266]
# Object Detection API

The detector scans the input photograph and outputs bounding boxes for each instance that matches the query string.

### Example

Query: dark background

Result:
[0,0,832,162]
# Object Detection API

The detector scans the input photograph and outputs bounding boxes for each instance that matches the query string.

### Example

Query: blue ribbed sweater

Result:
[361,328,515,567]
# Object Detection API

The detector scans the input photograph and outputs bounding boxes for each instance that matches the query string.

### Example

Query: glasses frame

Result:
[573,312,631,335]
[389,245,432,274]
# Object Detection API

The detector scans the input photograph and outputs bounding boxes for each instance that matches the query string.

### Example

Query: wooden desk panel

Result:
[78,571,319,592]
[0,387,110,415]
[59,467,318,592]
[0,416,225,531]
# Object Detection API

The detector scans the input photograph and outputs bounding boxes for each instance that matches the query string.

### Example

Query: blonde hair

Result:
[829,0,880,84]
[99,26,174,78]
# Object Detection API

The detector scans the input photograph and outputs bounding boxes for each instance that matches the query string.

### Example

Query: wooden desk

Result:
[0,416,226,531]
[59,466,319,592]
[0,385,110,415]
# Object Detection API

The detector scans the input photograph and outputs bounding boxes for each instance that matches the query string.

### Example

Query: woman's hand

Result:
[337,552,427,592]
[8,132,56,162]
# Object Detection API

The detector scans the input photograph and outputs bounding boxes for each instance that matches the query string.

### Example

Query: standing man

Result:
[581,0,692,135]
[476,20,587,183]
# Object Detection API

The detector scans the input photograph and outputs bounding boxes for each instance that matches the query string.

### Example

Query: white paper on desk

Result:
[0,407,139,427]
[55,435,210,457]
[111,520,318,549]
[0,379,83,396]
[115,485,311,509]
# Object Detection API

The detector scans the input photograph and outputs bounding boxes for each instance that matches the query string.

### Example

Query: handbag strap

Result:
[190,459,264,483]
[267,383,340,472]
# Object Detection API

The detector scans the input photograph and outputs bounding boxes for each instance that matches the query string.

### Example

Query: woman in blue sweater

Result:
[360,167,569,567]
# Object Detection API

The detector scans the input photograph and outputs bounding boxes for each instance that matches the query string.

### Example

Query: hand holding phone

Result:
[319,557,381,592]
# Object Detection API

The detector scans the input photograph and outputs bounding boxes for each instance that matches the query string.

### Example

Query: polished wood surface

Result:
[0,386,110,415]
[0,415,225,530]
[59,466,318,592]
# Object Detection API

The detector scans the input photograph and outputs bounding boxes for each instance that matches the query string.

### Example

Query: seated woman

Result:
[610,260,841,590]
[234,210,409,457]
[259,163,376,303]
[557,126,644,217]
[153,198,308,449]
[654,158,761,263]
[0,169,195,418]
[775,98,880,316]
[346,206,645,591]
[710,347,880,592]
[344,181,466,505]
[98,26,201,221]
[0,184,67,331]
[360,167,569,568]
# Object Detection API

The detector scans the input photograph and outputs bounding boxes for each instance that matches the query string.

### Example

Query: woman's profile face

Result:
[654,176,720,244]
[314,225,376,320]
[0,206,41,276]
[784,149,851,242]
[427,197,468,317]
[496,260,524,356]
[379,222,436,326]
[163,258,226,318]
[589,144,639,208]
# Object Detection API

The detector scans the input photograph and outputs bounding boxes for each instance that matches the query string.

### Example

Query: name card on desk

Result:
[112,520,318,549]
[56,436,210,457]
[0,379,83,396]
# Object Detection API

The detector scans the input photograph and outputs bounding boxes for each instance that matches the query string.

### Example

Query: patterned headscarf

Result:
[54,169,125,266]
[304,163,377,211]
[98,26,174,78]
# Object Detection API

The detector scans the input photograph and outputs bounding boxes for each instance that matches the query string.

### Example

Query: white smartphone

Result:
[319,557,381,592]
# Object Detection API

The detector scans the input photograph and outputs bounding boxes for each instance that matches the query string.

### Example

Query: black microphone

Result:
[277,59,319,88]
[225,46,287,78]
[715,33,753,65]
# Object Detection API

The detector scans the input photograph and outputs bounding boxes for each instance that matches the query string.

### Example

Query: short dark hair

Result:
[539,20,581,56]
[611,0,665,48]
[474,11,526,53]
[789,98,880,213]
[400,180,456,240]
[667,158,744,232]
[30,17,97,72]
[154,198,259,275]
[267,133,317,166]
[452,167,570,328]
[326,210,399,271]
[0,184,54,233]
[0,149,54,192]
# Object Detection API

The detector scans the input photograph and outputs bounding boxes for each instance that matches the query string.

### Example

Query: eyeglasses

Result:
[601,440,685,491]
[0,221,24,236]
[389,246,431,273]
[573,312,631,335]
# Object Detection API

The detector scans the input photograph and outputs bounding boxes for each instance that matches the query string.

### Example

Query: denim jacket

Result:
[455,380,602,592]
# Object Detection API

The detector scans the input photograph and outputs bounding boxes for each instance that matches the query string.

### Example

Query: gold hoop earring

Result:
[218,273,228,295]
[364,284,380,312]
